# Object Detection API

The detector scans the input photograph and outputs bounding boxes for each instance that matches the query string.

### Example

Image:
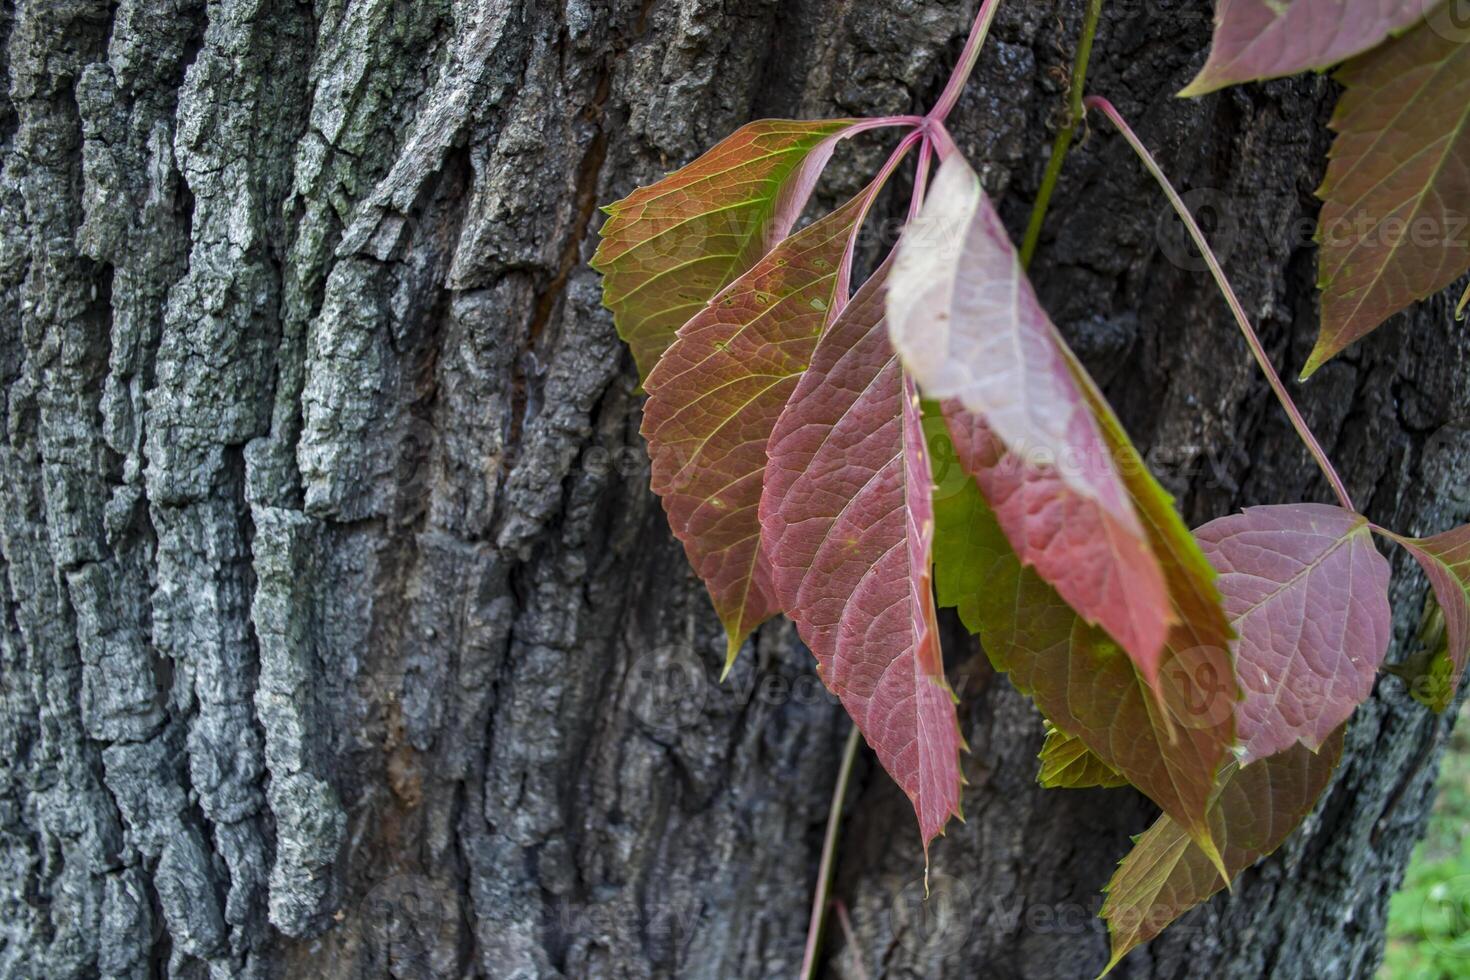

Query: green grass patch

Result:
[1384,706,1470,978]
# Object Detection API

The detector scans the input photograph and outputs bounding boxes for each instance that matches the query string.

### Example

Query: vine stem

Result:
[928,0,1003,123]
[1083,95,1356,513]
[1019,0,1104,269]
[1458,281,1469,321]
[799,724,864,980]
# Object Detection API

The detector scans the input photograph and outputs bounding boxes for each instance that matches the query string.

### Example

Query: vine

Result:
[591,0,1470,969]
[1019,0,1104,269]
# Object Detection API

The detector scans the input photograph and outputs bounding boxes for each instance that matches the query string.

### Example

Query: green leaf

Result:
[593,119,854,380]
[1037,723,1127,790]
[1309,21,1470,377]
[1101,728,1345,973]
[1385,595,1455,713]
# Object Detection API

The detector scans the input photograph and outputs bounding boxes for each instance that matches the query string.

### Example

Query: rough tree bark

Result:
[1,1,1466,978]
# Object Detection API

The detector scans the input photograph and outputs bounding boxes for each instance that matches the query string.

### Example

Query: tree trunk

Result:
[1,1,1466,978]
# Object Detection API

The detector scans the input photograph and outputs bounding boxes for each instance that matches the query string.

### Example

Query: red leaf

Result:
[1197,504,1392,763]
[593,119,854,379]
[1385,523,1470,697]
[761,264,964,849]
[943,406,1173,691]
[1101,729,1344,972]
[888,154,1172,685]
[1310,20,1470,377]
[642,187,873,671]
[1180,0,1429,97]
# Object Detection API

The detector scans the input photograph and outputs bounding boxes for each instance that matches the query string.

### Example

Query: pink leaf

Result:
[1180,0,1430,97]
[1197,503,1391,763]
[887,153,1170,684]
[761,263,964,848]
[943,405,1173,685]
[888,156,1133,529]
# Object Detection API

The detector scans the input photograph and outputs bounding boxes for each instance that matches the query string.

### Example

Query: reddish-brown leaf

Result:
[641,188,872,671]
[761,264,964,848]
[1310,20,1470,377]
[1180,0,1429,97]
[594,119,853,379]
[1101,729,1344,972]
[1197,504,1392,763]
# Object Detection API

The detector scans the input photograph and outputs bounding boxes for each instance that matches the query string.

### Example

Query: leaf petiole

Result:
[911,135,936,221]
[846,115,928,135]
[1083,95,1356,514]
[1458,281,1468,321]
[834,128,925,307]
[921,117,960,160]
[928,0,1004,123]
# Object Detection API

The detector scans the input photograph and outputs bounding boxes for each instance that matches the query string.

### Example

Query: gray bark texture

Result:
[1,0,1467,977]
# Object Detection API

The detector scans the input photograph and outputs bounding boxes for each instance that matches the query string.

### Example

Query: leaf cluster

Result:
[590,0,1470,968]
